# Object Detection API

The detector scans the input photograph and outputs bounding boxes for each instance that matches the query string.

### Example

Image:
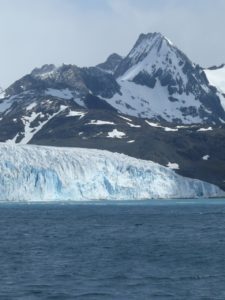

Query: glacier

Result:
[0,143,224,202]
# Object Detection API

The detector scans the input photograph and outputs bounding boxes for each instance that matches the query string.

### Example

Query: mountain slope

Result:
[0,143,223,201]
[204,64,225,110]
[205,64,225,94]
[104,33,225,124]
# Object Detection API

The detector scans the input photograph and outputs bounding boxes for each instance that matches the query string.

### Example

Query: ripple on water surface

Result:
[0,199,225,299]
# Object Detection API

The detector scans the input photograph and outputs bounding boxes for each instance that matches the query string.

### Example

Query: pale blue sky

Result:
[0,0,225,87]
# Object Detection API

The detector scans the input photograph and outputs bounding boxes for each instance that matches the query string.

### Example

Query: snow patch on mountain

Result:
[86,120,115,125]
[107,129,126,139]
[205,66,225,94]
[197,127,213,132]
[7,106,67,145]
[217,93,225,112]
[0,144,223,201]
[202,155,210,161]
[204,66,225,110]
[26,103,37,111]
[105,79,202,124]
[0,97,14,113]
[164,127,178,132]
[167,162,180,170]
[145,120,177,132]
[127,122,141,128]
[119,115,132,122]
[21,112,43,144]
[66,110,86,118]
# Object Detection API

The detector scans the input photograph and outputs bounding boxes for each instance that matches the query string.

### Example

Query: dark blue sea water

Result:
[0,199,225,300]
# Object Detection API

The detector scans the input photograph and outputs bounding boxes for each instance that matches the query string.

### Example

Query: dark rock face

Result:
[84,94,117,111]
[133,71,157,88]
[5,75,47,96]
[5,63,120,101]
[81,67,120,98]
[97,53,123,73]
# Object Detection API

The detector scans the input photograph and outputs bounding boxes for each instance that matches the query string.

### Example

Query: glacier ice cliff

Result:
[0,143,224,201]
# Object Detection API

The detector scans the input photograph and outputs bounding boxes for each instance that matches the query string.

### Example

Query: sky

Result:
[0,0,225,88]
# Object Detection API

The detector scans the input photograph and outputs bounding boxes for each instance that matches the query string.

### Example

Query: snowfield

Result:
[204,66,225,110]
[0,143,224,202]
[204,66,225,94]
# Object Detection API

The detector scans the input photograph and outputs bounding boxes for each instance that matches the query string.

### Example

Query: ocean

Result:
[0,199,225,299]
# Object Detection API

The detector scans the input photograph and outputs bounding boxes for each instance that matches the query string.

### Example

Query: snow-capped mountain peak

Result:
[105,32,225,124]
[126,32,175,63]
[115,32,192,82]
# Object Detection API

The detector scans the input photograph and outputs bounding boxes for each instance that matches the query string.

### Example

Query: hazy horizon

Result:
[0,0,225,88]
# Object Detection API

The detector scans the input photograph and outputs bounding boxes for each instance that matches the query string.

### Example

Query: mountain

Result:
[0,143,223,201]
[1,32,225,127]
[0,32,225,192]
[108,32,225,124]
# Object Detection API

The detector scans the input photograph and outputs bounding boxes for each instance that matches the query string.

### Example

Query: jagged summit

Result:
[105,32,225,124]
[130,32,174,55]
[114,32,191,80]
[31,64,56,78]
[97,53,122,74]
